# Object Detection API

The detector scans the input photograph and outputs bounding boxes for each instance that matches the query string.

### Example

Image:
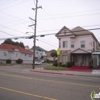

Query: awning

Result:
[92,52,100,55]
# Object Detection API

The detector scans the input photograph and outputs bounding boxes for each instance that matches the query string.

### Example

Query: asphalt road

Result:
[0,65,100,100]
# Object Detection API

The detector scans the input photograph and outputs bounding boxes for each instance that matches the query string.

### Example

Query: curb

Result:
[30,70,74,76]
[30,70,100,78]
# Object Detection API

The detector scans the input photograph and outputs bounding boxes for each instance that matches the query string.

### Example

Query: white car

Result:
[35,61,42,65]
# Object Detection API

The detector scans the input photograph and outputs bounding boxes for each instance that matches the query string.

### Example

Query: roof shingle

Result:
[0,44,33,54]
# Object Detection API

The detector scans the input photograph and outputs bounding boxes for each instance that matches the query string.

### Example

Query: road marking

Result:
[0,72,100,88]
[0,86,57,100]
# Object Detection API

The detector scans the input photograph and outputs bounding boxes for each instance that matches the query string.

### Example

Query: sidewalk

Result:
[30,67,100,77]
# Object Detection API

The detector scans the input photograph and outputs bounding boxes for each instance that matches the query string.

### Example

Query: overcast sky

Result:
[0,0,100,51]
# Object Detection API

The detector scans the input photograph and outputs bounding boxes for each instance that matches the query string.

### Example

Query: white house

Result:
[30,46,47,60]
[0,43,33,64]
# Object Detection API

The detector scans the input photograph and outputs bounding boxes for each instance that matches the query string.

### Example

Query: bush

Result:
[53,61,58,66]
[44,59,53,63]
[6,59,11,64]
[66,62,72,68]
[61,64,66,67]
[59,62,62,66]
[16,59,23,64]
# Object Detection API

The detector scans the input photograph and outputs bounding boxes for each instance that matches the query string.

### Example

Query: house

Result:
[56,26,100,67]
[92,50,100,68]
[0,43,33,64]
[46,49,56,61]
[30,46,47,60]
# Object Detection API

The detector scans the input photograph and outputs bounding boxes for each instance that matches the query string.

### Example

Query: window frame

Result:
[81,41,85,48]
[62,55,67,63]
[3,52,7,56]
[71,41,74,48]
[63,41,68,48]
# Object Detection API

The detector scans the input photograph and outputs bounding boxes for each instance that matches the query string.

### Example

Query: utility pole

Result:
[29,0,42,69]
[32,0,38,69]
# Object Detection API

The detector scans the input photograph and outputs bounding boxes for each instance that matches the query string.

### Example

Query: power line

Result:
[46,9,100,17]
[0,25,28,35]
[38,38,58,45]
[42,8,58,25]
[0,0,30,11]
[37,39,58,48]
[38,12,100,20]
[0,30,16,36]
[0,0,15,6]
[37,24,100,33]
[33,0,35,5]
[0,27,100,40]
[37,27,100,37]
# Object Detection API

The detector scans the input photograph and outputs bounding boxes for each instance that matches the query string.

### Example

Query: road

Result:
[0,64,100,100]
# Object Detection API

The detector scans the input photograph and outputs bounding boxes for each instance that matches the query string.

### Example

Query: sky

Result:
[0,0,100,51]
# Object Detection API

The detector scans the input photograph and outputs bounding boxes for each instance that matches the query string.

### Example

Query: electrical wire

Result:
[0,27,100,40]
[37,24,100,33]
[0,30,16,36]
[0,0,15,6]
[38,12,100,20]
[33,0,35,5]
[0,24,28,35]
[37,39,58,48]
[0,0,30,11]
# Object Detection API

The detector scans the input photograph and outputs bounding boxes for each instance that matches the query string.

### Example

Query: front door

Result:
[77,55,82,66]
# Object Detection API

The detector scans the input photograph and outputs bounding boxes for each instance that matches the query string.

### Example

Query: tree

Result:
[50,51,57,62]
[19,42,25,48]
[2,39,25,48]
[3,39,13,44]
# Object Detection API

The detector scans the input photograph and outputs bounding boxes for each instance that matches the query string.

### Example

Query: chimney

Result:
[25,46,29,49]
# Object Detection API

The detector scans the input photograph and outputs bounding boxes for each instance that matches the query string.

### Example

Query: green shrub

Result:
[44,59,53,63]
[61,64,66,67]
[16,59,23,64]
[59,62,62,66]
[53,61,58,66]
[66,62,72,68]
[6,59,11,64]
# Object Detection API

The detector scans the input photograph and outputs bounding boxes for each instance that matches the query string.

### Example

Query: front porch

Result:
[71,54,91,66]
[70,48,91,67]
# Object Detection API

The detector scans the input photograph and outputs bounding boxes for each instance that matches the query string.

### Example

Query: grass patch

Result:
[44,66,67,70]
[0,63,9,66]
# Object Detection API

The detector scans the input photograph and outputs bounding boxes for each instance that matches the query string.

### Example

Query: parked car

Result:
[35,61,42,65]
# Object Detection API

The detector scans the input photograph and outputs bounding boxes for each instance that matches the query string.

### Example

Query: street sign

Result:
[56,48,60,56]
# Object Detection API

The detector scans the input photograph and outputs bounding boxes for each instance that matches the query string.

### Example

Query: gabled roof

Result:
[71,26,99,42]
[31,46,47,52]
[71,26,93,35]
[55,26,73,37]
[0,43,32,54]
[70,48,91,54]
[56,26,99,43]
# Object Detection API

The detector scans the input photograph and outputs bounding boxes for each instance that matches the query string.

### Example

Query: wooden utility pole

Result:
[32,0,42,69]
[32,0,38,69]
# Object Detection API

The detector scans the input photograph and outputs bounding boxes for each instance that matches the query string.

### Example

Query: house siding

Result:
[60,35,94,51]
[0,49,33,64]
[56,26,100,67]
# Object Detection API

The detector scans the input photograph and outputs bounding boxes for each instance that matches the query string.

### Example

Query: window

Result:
[71,41,74,48]
[16,54,18,57]
[29,54,31,57]
[81,41,85,48]
[3,52,7,56]
[63,41,67,48]
[62,55,67,63]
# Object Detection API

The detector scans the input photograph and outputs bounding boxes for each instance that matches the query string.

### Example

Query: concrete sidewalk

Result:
[30,67,100,77]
